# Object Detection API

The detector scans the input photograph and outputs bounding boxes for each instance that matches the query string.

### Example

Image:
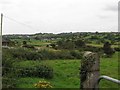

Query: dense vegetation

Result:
[2,32,120,88]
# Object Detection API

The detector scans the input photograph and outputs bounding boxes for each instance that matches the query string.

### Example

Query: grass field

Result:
[87,43,119,48]
[14,52,119,88]
[15,60,80,88]
[11,38,119,48]
[11,39,52,47]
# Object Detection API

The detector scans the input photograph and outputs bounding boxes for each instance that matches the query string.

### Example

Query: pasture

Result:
[2,32,120,88]
[13,52,119,88]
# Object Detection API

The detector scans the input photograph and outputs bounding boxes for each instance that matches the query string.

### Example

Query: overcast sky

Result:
[0,0,119,34]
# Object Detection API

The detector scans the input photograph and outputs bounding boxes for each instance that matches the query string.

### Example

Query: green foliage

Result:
[15,60,80,88]
[38,49,73,59]
[2,32,120,89]
[55,39,86,49]
[2,49,17,88]
[70,50,82,59]
[74,39,86,48]
[23,41,27,45]
[3,48,82,61]
[114,47,120,52]
[2,77,17,88]
[103,42,115,57]
[84,45,102,52]
[100,52,119,88]
[36,65,53,79]
[14,62,54,79]
[4,48,40,60]
[56,39,75,49]
[2,48,16,76]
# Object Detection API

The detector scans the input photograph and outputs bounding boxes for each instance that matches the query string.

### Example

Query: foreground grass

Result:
[99,52,119,88]
[16,60,80,88]
[15,52,119,88]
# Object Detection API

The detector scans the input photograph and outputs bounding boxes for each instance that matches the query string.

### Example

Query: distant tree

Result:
[34,36,40,40]
[65,40,75,49]
[56,39,75,49]
[90,35,99,40]
[46,45,49,47]
[23,41,27,45]
[95,31,99,34]
[57,40,64,47]
[74,39,86,48]
[103,42,115,57]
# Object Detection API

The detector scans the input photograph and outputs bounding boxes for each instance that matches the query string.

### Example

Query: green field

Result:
[3,32,120,88]
[87,43,119,48]
[14,52,119,88]
[15,60,80,88]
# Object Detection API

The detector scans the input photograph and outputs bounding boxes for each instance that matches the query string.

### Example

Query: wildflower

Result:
[34,80,53,88]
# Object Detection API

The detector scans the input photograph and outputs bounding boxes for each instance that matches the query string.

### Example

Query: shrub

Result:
[38,49,75,60]
[103,42,115,57]
[38,49,54,60]
[2,77,17,88]
[3,48,83,62]
[56,50,74,59]
[114,47,120,52]
[83,45,102,52]
[36,65,53,78]
[7,48,40,60]
[2,48,16,76]
[70,50,82,59]
[16,67,35,77]
[8,48,29,59]
[25,51,40,60]
[16,64,53,79]
[74,39,86,48]
[2,48,18,88]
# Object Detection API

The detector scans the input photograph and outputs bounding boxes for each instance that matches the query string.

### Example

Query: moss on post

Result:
[80,51,100,89]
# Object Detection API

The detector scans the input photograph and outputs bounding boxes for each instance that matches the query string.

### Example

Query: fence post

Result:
[80,51,100,90]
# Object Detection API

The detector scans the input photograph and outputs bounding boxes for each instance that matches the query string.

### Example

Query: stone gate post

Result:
[80,51,100,90]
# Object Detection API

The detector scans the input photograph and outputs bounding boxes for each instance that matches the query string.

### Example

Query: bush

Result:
[55,50,74,59]
[38,49,75,60]
[2,48,16,76]
[2,77,17,88]
[36,65,53,78]
[114,47,120,52]
[5,48,40,60]
[83,45,102,52]
[3,48,83,62]
[38,49,54,60]
[103,42,115,56]
[70,50,82,59]
[16,64,53,79]
[74,39,86,48]
[2,48,18,88]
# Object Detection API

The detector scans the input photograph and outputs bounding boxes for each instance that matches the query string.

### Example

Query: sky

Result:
[0,0,119,34]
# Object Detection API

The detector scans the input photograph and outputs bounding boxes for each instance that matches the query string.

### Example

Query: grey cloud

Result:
[98,15,110,19]
[104,4,118,12]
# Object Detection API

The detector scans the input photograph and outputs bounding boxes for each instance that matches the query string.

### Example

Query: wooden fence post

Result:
[80,51,100,89]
